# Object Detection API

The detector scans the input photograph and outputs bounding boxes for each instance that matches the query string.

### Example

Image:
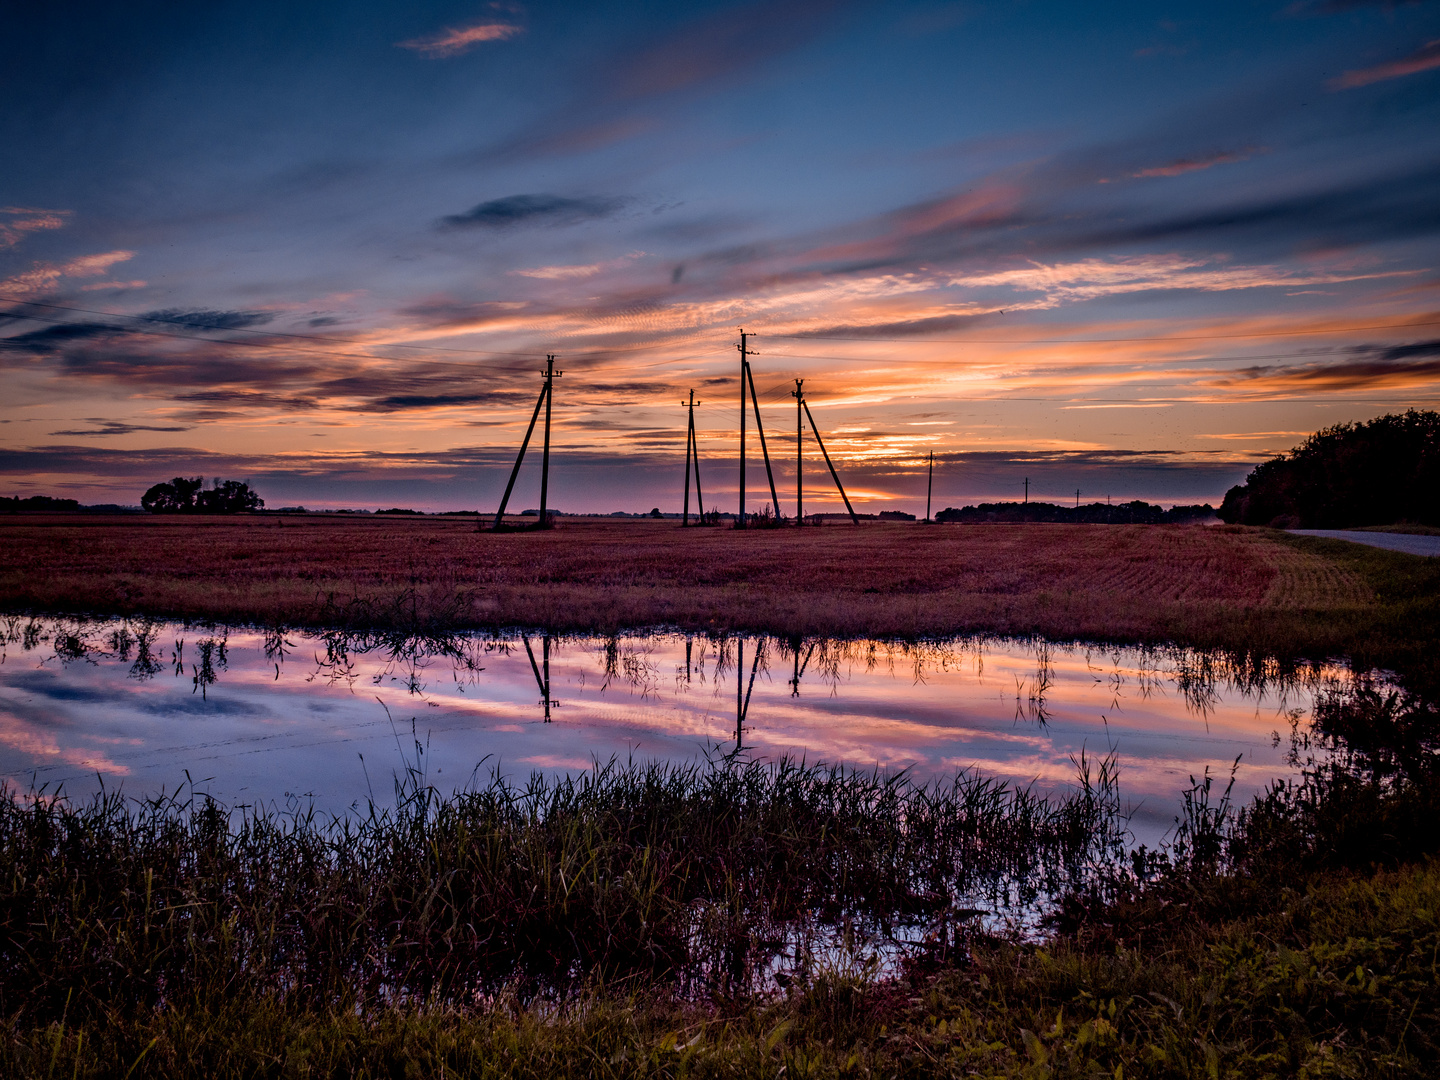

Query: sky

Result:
[2,0,1438,515]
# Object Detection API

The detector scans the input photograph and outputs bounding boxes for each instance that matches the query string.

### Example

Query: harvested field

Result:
[0,515,1394,660]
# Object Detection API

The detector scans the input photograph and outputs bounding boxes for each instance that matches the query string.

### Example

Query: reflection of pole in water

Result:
[685,635,693,684]
[736,637,744,748]
[543,635,552,723]
[735,636,763,749]
[789,639,815,697]
[523,634,555,722]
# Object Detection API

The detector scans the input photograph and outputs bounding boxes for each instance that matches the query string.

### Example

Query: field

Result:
[0,514,1409,658]
[4,513,1440,1077]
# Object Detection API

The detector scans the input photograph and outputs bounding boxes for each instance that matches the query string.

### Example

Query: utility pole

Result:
[1024,477,1029,504]
[793,379,804,524]
[926,451,934,523]
[736,330,749,528]
[538,355,560,528]
[801,396,859,525]
[493,356,558,530]
[681,390,702,526]
[1075,488,1081,508]
[744,361,782,521]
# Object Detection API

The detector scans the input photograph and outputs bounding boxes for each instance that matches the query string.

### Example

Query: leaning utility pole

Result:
[799,389,859,525]
[736,330,749,528]
[793,379,804,524]
[493,355,561,530]
[681,390,703,525]
[744,361,782,520]
[926,451,934,523]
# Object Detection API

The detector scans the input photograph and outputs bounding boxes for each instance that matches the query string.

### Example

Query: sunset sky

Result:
[2,0,1438,514]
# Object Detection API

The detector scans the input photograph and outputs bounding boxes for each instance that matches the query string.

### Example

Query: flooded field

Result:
[0,616,1339,842]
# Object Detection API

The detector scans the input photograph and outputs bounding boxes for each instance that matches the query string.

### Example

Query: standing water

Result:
[0,616,1339,842]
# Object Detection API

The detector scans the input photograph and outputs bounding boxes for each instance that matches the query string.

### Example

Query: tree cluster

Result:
[935,500,1214,525]
[1219,410,1440,528]
[141,477,264,514]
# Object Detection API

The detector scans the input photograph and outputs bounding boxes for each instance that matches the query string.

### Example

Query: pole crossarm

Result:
[802,399,860,525]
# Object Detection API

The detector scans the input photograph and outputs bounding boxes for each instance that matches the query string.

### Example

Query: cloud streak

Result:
[1331,39,1440,88]
[439,194,626,229]
[397,22,521,57]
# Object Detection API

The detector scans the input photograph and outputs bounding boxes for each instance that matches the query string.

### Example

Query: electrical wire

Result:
[763,317,1440,345]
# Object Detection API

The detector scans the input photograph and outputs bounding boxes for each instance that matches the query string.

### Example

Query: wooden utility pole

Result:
[793,379,804,524]
[1075,488,1081,508]
[926,451,934,523]
[801,396,859,525]
[538,355,560,528]
[682,390,702,525]
[736,330,749,528]
[1024,477,1029,504]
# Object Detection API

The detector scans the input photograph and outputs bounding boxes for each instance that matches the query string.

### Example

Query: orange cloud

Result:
[0,206,70,249]
[0,250,135,296]
[1331,39,1440,89]
[1132,148,1258,178]
[398,22,521,57]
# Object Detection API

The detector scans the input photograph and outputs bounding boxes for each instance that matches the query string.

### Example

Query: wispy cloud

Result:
[79,280,146,292]
[1130,148,1259,178]
[48,421,192,437]
[510,252,646,280]
[1331,39,1440,89]
[398,22,521,58]
[0,250,135,297]
[0,206,70,250]
[139,309,276,331]
[1196,431,1309,440]
[438,194,626,229]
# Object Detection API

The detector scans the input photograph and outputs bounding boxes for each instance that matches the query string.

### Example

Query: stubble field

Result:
[0,514,1412,663]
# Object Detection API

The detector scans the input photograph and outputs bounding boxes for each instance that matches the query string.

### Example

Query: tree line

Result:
[1219,410,1439,528]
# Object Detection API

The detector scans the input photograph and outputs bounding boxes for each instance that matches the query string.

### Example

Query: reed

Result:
[0,752,1123,1026]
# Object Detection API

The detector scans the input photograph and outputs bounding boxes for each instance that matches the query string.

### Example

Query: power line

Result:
[765,317,1440,345]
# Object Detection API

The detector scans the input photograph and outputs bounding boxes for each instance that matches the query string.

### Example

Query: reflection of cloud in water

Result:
[0,618,1351,838]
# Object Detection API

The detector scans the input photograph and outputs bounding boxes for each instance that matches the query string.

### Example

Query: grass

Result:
[0,514,1399,662]
[0,754,1123,1024]
[3,724,1439,1077]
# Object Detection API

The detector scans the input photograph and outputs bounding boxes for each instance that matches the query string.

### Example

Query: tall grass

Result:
[0,751,1124,1024]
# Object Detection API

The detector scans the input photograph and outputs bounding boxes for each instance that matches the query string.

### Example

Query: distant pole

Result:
[1075,488,1080,508]
[538,355,561,529]
[926,451,933,523]
[737,330,749,528]
[793,379,804,524]
[1024,477,1028,504]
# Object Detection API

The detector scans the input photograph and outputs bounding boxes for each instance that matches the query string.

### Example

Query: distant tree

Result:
[1218,410,1440,528]
[142,477,263,514]
[650,507,663,518]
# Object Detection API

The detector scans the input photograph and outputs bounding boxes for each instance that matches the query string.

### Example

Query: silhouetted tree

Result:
[142,477,263,514]
[1219,410,1440,528]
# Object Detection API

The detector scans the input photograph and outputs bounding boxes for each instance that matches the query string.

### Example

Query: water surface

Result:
[0,617,1337,841]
